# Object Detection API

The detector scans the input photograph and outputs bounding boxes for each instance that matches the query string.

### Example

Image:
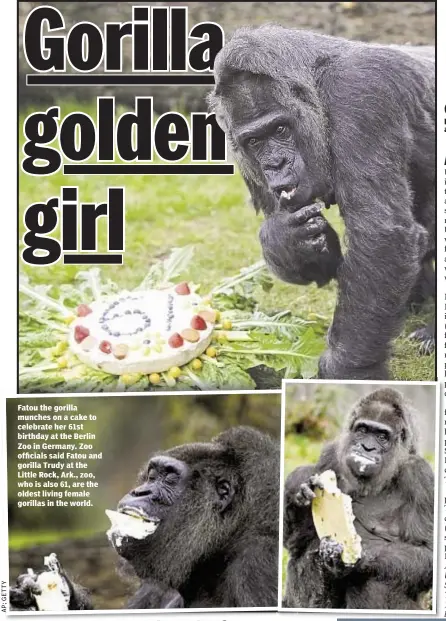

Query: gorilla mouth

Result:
[119,506,161,524]
[105,509,160,546]
[279,187,297,201]
[276,186,313,211]
[349,452,379,476]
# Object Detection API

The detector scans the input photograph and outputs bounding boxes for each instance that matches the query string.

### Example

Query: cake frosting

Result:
[69,283,215,375]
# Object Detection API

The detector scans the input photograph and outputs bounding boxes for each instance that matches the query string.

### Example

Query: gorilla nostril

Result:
[130,484,153,497]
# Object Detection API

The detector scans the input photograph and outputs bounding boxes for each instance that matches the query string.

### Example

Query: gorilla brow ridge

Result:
[347,388,420,453]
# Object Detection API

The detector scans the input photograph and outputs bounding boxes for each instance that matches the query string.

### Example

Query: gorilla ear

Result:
[215,479,235,513]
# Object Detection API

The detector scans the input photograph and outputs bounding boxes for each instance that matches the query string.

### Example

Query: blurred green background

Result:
[282,382,437,596]
[8,392,280,608]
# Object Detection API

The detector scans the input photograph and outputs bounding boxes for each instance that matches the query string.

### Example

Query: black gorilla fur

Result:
[10,426,280,610]
[283,388,434,609]
[209,27,435,379]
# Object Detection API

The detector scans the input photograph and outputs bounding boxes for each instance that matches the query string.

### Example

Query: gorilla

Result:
[283,388,434,610]
[209,26,435,380]
[10,427,280,610]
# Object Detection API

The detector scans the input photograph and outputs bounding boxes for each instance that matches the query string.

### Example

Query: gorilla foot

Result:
[408,325,435,356]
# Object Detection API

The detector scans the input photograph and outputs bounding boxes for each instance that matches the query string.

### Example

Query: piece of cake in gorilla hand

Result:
[283,388,434,610]
[9,427,280,610]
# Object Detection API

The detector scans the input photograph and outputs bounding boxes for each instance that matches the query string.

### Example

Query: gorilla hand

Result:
[259,203,342,287]
[294,474,324,507]
[10,572,41,611]
[10,566,92,611]
[319,537,355,578]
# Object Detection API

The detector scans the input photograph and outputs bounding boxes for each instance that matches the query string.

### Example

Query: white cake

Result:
[311,470,362,565]
[69,283,216,375]
[30,554,70,611]
[105,509,159,544]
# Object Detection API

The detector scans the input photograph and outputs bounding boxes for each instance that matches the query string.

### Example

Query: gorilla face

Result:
[118,456,190,525]
[234,109,310,206]
[110,445,238,567]
[344,418,394,479]
[216,75,330,212]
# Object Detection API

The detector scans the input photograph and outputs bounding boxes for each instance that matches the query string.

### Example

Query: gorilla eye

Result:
[356,424,367,434]
[247,137,258,147]
[378,432,389,442]
[276,124,287,135]
[165,472,179,485]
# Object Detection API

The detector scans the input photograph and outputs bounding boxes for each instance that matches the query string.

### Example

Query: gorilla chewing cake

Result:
[105,508,159,548]
[311,470,362,565]
[283,388,434,610]
[69,282,216,375]
[10,427,280,610]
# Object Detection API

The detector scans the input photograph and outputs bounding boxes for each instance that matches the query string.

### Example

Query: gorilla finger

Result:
[16,574,41,595]
[292,203,324,225]
[309,474,324,490]
[300,483,316,501]
[295,492,311,507]
[408,327,435,356]
[299,218,326,237]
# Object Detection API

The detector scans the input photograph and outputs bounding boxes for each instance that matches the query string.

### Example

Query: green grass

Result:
[19,102,434,380]
[9,528,99,550]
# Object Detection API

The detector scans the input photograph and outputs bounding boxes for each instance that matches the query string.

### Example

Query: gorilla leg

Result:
[407,159,436,354]
[319,161,428,380]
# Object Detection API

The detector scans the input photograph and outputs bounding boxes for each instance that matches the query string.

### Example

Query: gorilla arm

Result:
[283,459,343,608]
[284,464,318,552]
[318,49,429,380]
